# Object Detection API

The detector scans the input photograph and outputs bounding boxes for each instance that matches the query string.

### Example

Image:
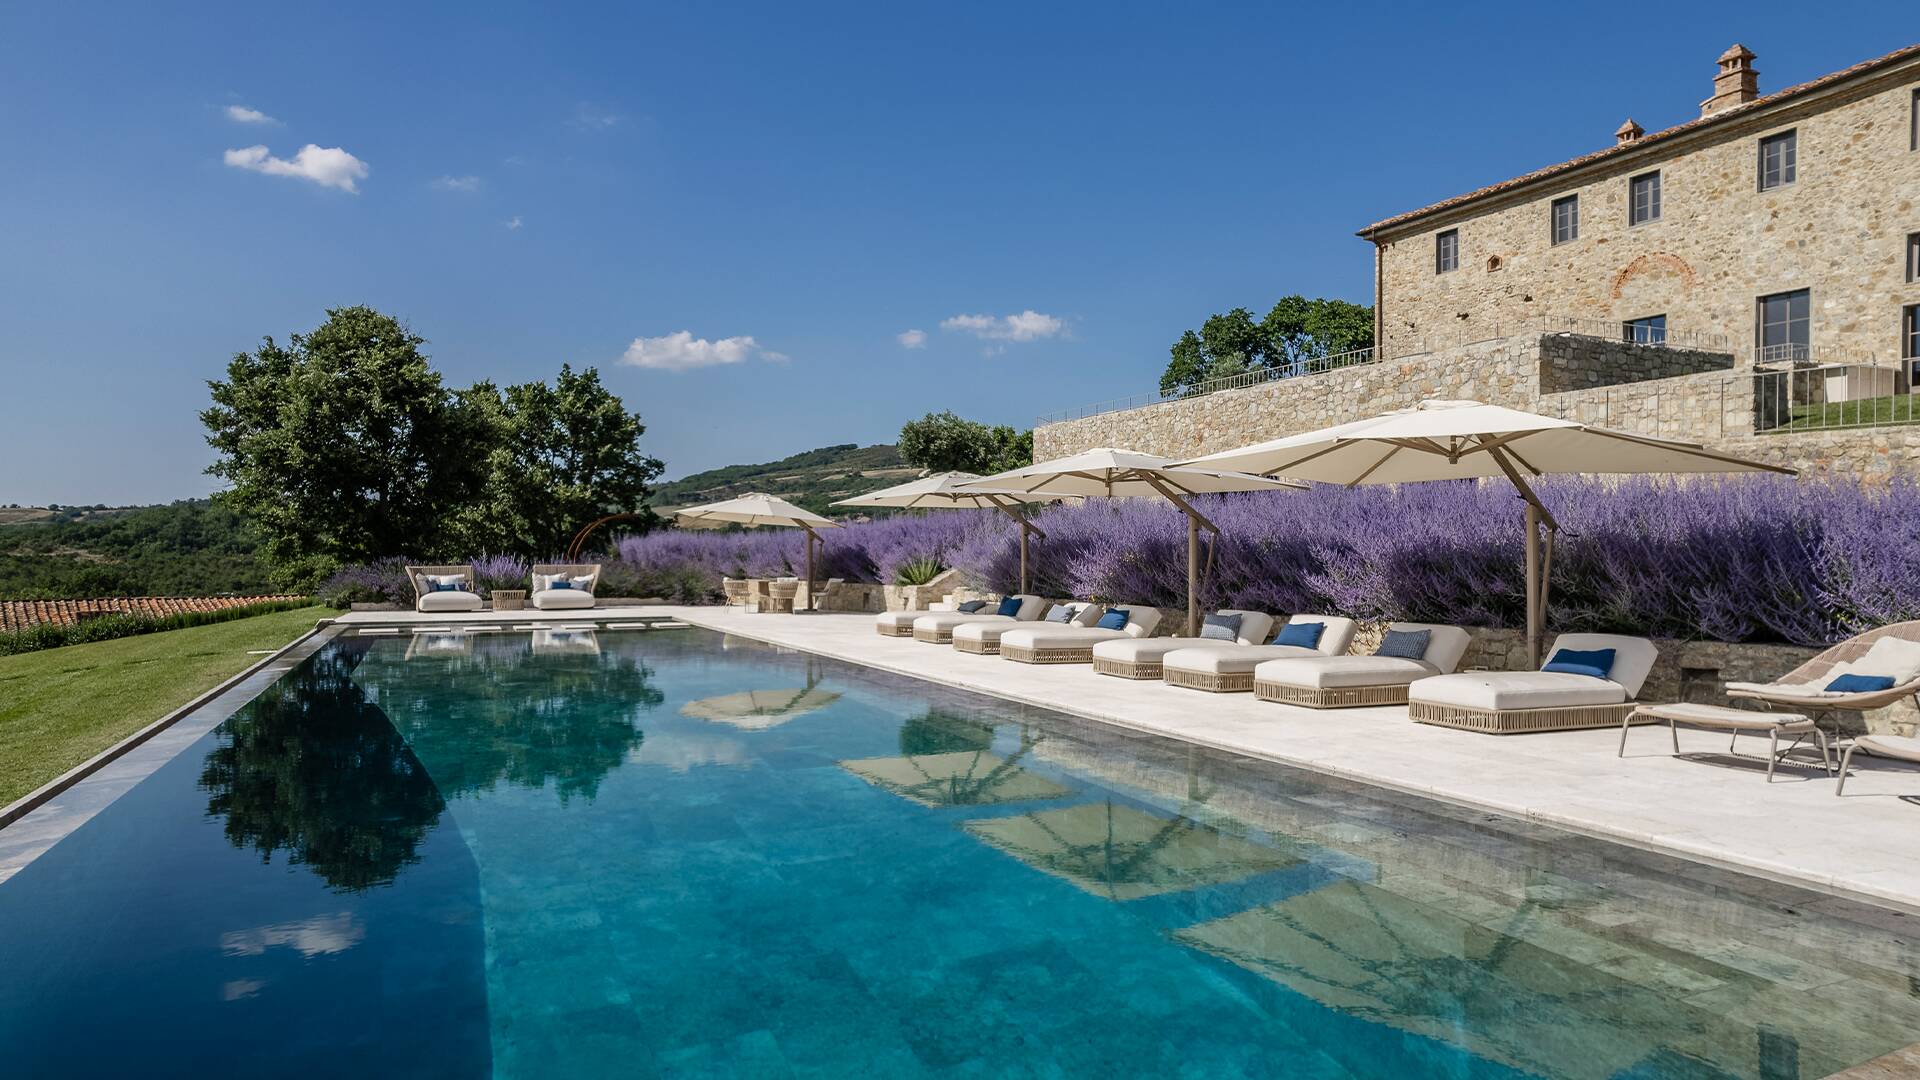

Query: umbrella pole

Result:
[1524,502,1542,668]
[1019,522,1030,596]
[805,527,818,612]
[1187,514,1200,638]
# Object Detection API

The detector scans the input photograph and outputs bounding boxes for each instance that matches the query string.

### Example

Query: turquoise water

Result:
[2,628,1918,1078]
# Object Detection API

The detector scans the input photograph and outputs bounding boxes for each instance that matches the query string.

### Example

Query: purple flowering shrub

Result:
[319,478,1920,644]
[315,557,415,607]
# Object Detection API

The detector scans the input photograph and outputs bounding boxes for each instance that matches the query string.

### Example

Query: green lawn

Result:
[1770,392,1920,431]
[0,605,336,806]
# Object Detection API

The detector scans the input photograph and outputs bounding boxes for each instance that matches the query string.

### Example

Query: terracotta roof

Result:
[0,595,306,633]
[1358,42,1920,239]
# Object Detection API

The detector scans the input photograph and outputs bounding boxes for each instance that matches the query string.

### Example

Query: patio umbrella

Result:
[957,449,1306,636]
[673,492,841,612]
[831,472,1047,594]
[1175,399,1794,666]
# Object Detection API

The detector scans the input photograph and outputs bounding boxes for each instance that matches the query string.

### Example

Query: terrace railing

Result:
[1539,357,1918,439]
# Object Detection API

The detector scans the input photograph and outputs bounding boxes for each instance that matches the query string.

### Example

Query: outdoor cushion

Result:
[1011,595,1049,620]
[1723,680,1843,699]
[1409,671,1627,712]
[1374,628,1431,661]
[531,588,596,611]
[1105,605,1161,637]
[1542,647,1615,680]
[1045,603,1079,623]
[952,621,1023,648]
[1000,625,1130,651]
[1826,673,1896,693]
[1254,655,1438,690]
[1274,621,1324,649]
[1540,633,1657,698]
[1381,623,1472,674]
[1633,702,1813,732]
[417,590,482,613]
[1850,637,1920,684]
[1199,613,1242,642]
[996,596,1023,617]
[1093,637,1246,665]
[1163,643,1322,676]
[1854,734,1920,764]
[548,578,575,590]
[957,600,987,613]
[914,611,1013,634]
[424,574,467,592]
[1274,615,1358,656]
[1095,609,1130,631]
[875,611,924,631]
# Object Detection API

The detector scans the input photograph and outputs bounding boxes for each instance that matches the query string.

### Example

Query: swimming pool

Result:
[1,627,1916,1077]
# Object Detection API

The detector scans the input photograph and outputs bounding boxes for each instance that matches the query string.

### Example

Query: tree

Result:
[457,365,664,555]
[202,306,489,583]
[1159,296,1374,397]
[898,411,1033,475]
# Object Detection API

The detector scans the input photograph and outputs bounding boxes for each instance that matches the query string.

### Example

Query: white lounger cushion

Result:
[913,611,1013,633]
[417,590,483,613]
[531,588,596,610]
[952,621,1022,647]
[1540,633,1658,698]
[1001,626,1128,650]
[1274,615,1358,656]
[1163,643,1324,676]
[876,611,923,630]
[1254,655,1439,690]
[1409,671,1628,711]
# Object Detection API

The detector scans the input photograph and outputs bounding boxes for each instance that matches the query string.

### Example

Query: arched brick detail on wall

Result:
[1611,253,1698,300]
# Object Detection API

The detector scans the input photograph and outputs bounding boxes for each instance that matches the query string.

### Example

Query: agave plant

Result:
[893,556,945,586]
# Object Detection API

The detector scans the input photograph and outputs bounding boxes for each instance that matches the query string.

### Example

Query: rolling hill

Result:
[649,443,920,517]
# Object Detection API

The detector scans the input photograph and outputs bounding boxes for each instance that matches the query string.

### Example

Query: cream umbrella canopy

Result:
[831,472,1046,594]
[957,449,1307,636]
[672,493,841,612]
[1174,399,1794,665]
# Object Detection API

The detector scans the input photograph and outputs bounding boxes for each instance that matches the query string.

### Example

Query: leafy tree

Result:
[897,411,1033,475]
[1159,296,1374,397]
[456,365,664,556]
[202,306,488,583]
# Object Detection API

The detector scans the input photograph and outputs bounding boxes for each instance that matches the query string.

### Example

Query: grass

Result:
[1769,392,1920,432]
[0,605,336,807]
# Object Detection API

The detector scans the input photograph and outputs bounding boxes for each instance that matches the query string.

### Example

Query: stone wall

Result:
[1536,333,1734,394]
[1370,66,1920,365]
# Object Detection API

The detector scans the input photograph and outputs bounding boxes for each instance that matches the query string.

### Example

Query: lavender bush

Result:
[318,478,1920,645]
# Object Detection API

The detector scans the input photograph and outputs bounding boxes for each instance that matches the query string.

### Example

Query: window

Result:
[1624,315,1667,345]
[1757,289,1810,363]
[1629,171,1661,225]
[1435,229,1458,273]
[1908,232,1919,283]
[1906,304,1920,360]
[1912,89,1919,151]
[1551,195,1579,244]
[1758,130,1797,190]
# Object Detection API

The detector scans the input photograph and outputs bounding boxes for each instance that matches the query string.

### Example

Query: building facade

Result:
[1360,44,1920,372]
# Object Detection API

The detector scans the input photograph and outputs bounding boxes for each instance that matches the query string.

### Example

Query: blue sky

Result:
[0,2,1904,504]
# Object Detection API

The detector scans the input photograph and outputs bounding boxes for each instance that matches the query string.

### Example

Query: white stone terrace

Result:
[664,607,1920,915]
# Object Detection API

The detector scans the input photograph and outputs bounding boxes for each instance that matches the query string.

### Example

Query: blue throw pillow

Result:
[1275,621,1325,649]
[957,600,987,613]
[1096,608,1130,631]
[996,596,1023,617]
[1375,628,1431,661]
[1826,673,1896,693]
[1541,647,1616,680]
[1200,613,1242,642]
[549,578,572,590]
[1046,604,1077,624]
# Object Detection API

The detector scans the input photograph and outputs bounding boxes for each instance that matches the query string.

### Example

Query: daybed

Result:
[1252,622,1471,707]
[999,604,1162,664]
[1090,610,1276,679]
[409,564,484,613]
[908,595,1047,644]
[1407,633,1657,734]
[952,599,1080,654]
[1161,615,1358,692]
[530,564,600,611]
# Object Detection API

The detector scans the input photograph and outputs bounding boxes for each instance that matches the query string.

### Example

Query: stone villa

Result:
[1036,42,1920,479]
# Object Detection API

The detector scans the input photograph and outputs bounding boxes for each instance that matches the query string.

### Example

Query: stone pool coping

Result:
[672,607,1920,917]
[0,623,343,885]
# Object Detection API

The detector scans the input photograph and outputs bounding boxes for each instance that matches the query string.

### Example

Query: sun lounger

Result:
[1621,702,1831,782]
[409,564,484,613]
[908,595,1046,643]
[1000,604,1162,664]
[1162,615,1358,692]
[1408,633,1657,734]
[1253,623,1471,707]
[530,564,600,611]
[1836,734,1920,795]
[1090,610,1276,679]
[952,600,1082,653]
[1725,620,1920,727]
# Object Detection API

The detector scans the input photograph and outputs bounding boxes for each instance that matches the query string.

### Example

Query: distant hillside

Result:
[650,443,919,517]
[0,500,273,600]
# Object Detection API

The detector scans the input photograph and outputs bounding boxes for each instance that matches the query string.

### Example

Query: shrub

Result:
[315,557,414,607]
[0,599,321,658]
[893,556,945,586]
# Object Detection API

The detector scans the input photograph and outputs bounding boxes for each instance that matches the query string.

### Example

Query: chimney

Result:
[1615,118,1644,144]
[1700,44,1759,116]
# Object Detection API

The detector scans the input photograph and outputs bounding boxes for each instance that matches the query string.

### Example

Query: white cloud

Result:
[431,174,481,191]
[224,104,278,125]
[897,329,927,349]
[760,350,791,363]
[505,215,523,230]
[939,309,1065,342]
[618,331,780,372]
[570,104,621,130]
[224,144,369,193]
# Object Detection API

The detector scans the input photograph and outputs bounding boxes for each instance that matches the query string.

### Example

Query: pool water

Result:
[2,628,1917,1078]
